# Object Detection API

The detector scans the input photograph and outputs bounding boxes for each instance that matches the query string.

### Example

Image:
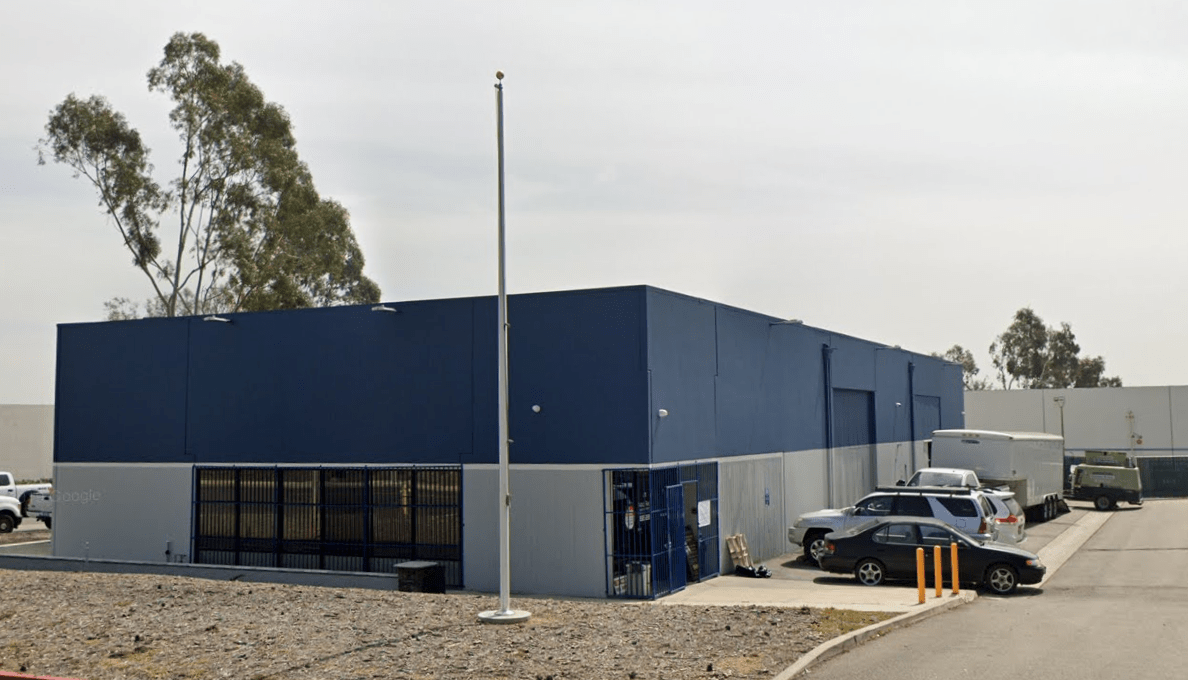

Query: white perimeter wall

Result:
[0,405,53,480]
[54,463,193,562]
[965,386,1188,457]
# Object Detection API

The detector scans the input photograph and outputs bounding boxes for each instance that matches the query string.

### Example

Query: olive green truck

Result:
[1068,450,1143,511]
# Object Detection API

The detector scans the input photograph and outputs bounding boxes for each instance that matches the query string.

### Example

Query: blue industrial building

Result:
[52,285,963,598]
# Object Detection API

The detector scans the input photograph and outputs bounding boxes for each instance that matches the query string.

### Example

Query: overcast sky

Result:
[4,1,1188,404]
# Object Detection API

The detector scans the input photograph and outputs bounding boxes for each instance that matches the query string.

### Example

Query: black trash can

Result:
[396,561,446,593]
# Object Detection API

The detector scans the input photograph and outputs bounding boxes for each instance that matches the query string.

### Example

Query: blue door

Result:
[665,484,687,594]
[913,395,941,445]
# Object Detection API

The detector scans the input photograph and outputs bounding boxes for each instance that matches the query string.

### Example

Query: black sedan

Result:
[818,516,1045,594]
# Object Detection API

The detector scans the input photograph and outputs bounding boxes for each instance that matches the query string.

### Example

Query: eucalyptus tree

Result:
[988,308,1121,389]
[933,344,992,391]
[39,32,380,318]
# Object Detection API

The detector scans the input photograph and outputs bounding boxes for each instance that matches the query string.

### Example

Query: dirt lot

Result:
[0,563,895,680]
[0,528,50,545]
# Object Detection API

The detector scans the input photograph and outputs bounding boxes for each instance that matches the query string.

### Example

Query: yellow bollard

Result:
[950,542,960,595]
[916,547,925,604]
[934,545,942,598]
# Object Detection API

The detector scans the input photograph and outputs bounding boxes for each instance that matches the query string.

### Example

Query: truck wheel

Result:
[1094,495,1111,511]
[803,532,827,566]
[0,514,14,533]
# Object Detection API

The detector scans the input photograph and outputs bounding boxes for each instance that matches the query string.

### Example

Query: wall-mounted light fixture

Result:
[531,404,541,413]
[657,409,669,418]
[371,305,399,313]
[202,315,231,323]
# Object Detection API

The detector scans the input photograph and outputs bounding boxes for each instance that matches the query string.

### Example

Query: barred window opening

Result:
[193,466,462,587]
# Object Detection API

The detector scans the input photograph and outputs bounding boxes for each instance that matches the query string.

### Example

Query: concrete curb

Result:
[773,508,1114,679]
[773,591,977,680]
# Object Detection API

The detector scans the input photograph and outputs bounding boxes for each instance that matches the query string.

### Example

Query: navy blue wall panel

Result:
[55,285,960,467]
[645,290,719,464]
[468,299,497,465]
[913,395,941,443]
[907,357,965,430]
[646,289,961,461]
[824,335,878,391]
[186,300,476,464]
[55,288,651,466]
[713,310,829,456]
[55,319,190,463]
[504,287,649,465]
[871,347,914,447]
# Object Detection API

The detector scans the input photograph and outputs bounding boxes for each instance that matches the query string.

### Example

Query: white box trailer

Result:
[929,429,1065,521]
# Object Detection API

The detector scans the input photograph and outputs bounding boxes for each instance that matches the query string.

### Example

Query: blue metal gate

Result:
[663,484,686,595]
[603,462,719,599]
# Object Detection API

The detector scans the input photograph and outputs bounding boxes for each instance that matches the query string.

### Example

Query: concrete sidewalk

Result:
[657,503,1110,612]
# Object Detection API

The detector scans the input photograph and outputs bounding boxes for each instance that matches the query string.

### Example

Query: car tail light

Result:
[996,515,1019,524]
[824,542,836,554]
[977,519,988,534]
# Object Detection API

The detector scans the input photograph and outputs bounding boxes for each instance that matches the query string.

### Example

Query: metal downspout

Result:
[908,361,916,469]
[822,343,835,507]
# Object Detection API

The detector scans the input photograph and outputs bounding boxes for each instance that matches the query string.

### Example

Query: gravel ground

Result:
[0,563,895,680]
[0,528,50,545]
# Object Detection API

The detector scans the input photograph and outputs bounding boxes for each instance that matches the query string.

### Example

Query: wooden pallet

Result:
[725,533,752,568]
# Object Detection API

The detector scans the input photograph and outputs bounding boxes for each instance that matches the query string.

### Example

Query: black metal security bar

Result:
[193,465,463,587]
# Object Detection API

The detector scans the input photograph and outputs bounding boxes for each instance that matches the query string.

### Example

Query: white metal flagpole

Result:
[479,71,530,625]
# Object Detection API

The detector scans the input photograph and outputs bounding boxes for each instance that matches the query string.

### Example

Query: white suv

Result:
[789,487,1000,564]
[981,488,1026,545]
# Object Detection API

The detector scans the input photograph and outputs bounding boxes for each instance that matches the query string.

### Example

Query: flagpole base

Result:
[478,608,532,624]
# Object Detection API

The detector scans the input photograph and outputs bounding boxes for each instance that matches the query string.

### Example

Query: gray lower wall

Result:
[0,405,53,480]
[719,444,921,574]
[719,455,787,572]
[47,448,917,598]
[463,465,607,598]
[54,463,193,562]
[875,441,915,487]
